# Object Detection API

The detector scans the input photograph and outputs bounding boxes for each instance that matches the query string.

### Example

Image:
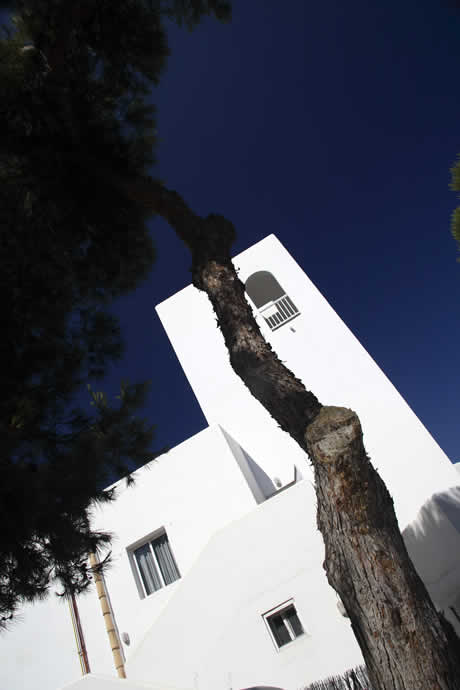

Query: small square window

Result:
[130,530,180,598]
[263,601,304,649]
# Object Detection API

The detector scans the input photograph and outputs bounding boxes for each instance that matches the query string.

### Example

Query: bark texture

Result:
[80,170,460,688]
[306,407,460,689]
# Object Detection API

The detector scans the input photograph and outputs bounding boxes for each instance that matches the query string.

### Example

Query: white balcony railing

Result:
[259,294,300,331]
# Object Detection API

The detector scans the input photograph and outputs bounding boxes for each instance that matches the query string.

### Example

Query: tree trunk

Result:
[307,407,460,689]
[77,167,460,687]
[185,220,460,689]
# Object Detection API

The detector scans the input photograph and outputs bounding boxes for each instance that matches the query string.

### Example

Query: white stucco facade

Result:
[125,479,364,690]
[156,235,459,528]
[3,235,460,690]
[1,426,272,690]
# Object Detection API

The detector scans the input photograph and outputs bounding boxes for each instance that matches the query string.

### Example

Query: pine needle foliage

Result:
[0,0,230,628]
[450,154,460,257]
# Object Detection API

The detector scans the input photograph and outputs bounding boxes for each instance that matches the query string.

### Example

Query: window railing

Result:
[259,294,300,331]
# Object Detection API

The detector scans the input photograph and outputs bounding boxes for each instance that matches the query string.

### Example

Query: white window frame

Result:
[127,528,180,599]
[263,599,305,651]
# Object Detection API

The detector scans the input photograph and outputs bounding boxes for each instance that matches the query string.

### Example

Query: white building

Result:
[3,235,460,690]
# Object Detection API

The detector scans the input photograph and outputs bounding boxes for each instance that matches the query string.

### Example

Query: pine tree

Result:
[2,3,460,688]
[0,0,230,628]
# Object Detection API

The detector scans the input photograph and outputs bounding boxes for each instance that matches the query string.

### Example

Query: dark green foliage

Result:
[450,155,460,256]
[162,0,231,27]
[0,0,230,627]
[1,382,156,618]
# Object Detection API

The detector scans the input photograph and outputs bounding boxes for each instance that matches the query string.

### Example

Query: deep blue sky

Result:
[103,0,460,462]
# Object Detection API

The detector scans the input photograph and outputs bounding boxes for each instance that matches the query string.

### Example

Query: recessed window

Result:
[131,531,180,597]
[264,601,304,649]
[245,271,299,331]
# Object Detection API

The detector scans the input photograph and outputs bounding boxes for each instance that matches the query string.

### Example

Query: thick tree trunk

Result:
[79,169,460,687]
[307,407,460,689]
[185,223,460,689]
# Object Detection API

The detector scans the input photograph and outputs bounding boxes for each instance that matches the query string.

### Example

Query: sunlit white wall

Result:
[157,234,459,527]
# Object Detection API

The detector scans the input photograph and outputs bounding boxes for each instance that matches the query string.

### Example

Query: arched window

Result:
[245,271,299,331]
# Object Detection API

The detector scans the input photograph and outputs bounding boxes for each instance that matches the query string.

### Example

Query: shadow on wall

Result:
[403,485,460,613]
[218,426,277,501]
[243,450,277,498]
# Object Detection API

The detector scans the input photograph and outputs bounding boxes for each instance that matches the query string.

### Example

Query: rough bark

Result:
[307,407,460,689]
[187,222,460,690]
[85,172,460,688]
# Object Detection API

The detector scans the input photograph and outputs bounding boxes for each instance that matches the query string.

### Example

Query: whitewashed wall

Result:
[77,425,267,674]
[1,426,263,690]
[126,480,363,690]
[156,234,459,528]
[0,588,81,690]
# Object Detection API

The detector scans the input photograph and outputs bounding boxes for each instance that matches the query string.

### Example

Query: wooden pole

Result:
[89,552,126,679]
